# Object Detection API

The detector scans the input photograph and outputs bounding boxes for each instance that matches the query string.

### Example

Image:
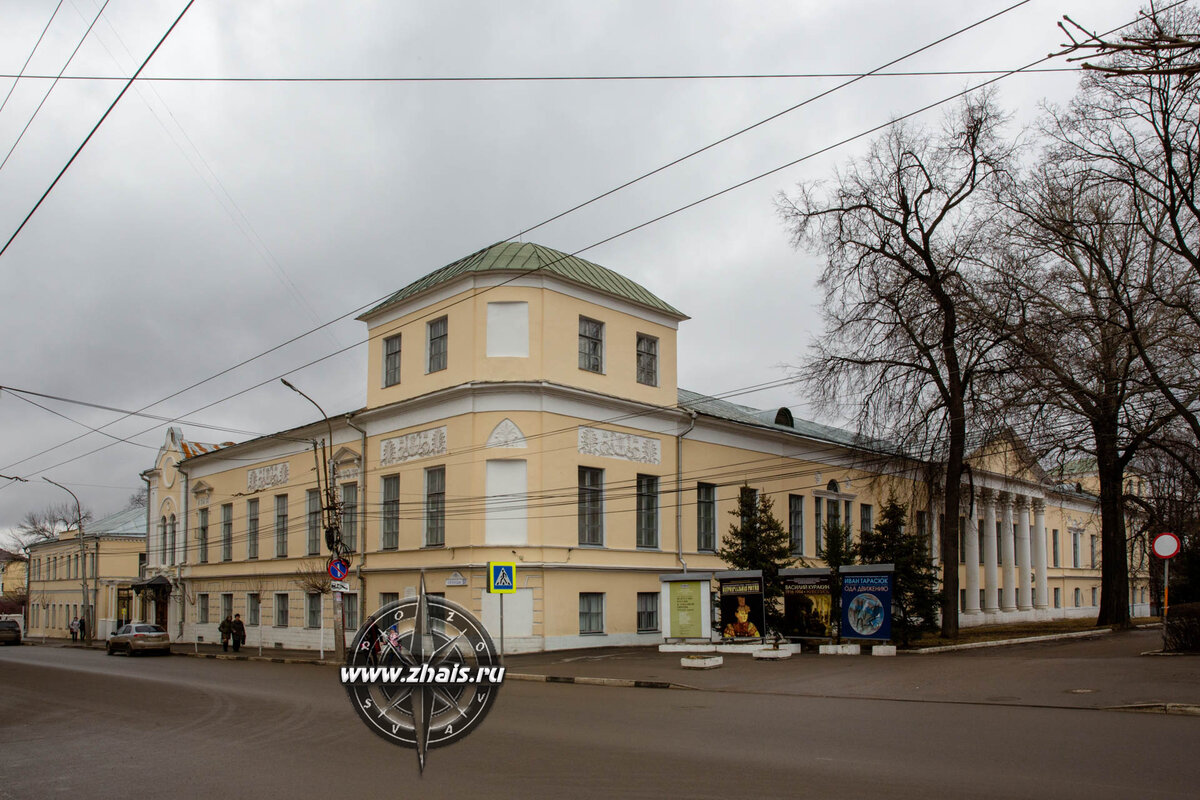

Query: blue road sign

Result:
[328,559,350,581]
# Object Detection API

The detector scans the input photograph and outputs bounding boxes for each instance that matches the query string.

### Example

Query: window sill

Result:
[422,543,446,550]
[637,629,660,634]
[577,543,606,548]
[579,631,606,636]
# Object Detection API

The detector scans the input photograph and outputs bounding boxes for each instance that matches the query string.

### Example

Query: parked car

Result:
[0,619,21,646]
[106,623,171,656]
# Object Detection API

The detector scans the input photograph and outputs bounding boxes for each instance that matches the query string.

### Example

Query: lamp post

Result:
[44,478,90,646]
[281,379,345,662]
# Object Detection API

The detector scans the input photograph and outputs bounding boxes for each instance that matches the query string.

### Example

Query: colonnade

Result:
[960,488,1048,616]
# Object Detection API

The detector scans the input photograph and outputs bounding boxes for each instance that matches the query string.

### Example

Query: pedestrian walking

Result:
[78,615,87,642]
[69,616,79,643]
[219,615,233,652]
[231,614,246,653]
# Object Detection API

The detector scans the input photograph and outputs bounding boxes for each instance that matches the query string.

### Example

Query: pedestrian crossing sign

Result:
[487,562,516,594]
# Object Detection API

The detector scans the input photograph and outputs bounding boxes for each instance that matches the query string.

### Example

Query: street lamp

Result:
[43,478,90,646]
[281,378,346,662]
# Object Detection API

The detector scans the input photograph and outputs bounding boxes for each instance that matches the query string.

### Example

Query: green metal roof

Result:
[360,242,687,320]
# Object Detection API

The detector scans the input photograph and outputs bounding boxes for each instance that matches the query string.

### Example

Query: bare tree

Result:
[125,487,148,510]
[778,94,1014,637]
[1046,4,1200,452]
[14,503,92,553]
[291,560,332,595]
[1056,5,1200,77]
[988,163,1181,627]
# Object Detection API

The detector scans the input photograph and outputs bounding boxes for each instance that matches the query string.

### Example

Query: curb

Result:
[911,629,1113,654]
[506,672,691,690]
[1105,703,1200,716]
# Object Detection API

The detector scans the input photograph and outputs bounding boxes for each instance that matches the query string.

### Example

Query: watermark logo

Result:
[342,577,502,772]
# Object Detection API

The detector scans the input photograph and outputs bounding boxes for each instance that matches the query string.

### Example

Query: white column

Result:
[982,489,999,613]
[963,492,980,615]
[1016,497,1032,610]
[1000,493,1017,612]
[1033,500,1048,610]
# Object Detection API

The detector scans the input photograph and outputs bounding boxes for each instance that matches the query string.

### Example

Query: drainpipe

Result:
[346,413,369,626]
[177,464,189,642]
[675,411,697,573]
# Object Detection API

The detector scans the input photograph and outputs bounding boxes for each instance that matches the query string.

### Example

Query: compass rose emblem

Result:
[342,575,503,772]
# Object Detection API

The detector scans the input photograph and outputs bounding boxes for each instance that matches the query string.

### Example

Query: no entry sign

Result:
[1153,532,1181,560]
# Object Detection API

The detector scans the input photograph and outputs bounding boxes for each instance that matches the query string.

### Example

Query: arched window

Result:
[159,517,167,564]
[774,407,794,428]
[168,514,177,566]
[826,479,840,493]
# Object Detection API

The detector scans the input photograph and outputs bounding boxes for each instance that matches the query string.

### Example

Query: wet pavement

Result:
[27,626,1200,713]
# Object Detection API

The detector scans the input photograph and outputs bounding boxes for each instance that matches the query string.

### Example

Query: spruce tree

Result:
[718,486,794,635]
[855,496,939,646]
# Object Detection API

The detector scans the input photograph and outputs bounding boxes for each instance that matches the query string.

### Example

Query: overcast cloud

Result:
[0,0,1145,539]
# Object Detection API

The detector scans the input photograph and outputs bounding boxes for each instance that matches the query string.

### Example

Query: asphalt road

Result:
[2,639,1197,799]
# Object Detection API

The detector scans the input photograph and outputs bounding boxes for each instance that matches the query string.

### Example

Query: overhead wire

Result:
[0,0,65,118]
[0,0,110,174]
[4,2,1163,493]
[0,0,1039,476]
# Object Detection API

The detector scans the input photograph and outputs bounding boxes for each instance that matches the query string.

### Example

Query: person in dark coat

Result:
[231,614,246,653]
[219,615,233,652]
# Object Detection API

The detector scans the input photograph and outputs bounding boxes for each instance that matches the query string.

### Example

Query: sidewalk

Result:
[29,628,1200,713]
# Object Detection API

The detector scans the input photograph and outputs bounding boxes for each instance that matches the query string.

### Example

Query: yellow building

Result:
[0,548,28,610]
[25,508,146,640]
[142,242,1123,652]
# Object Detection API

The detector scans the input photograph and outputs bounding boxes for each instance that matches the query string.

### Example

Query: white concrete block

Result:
[872,645,897,656]
[681,655,723,669]
[659,643,716,653]
[753,648,791,660]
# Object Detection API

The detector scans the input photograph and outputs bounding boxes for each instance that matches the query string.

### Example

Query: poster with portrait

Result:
[716,571,765,640]
[782,569,832,639]
[839,568,894,641]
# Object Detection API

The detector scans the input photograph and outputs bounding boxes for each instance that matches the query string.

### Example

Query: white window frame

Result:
[578,467,604,546]
[578,317,604,373]
[305,592,322,629]
[579,592,605,634]
[247,593,260,626]
[636,474,659,549]
[424,466,446,547]
[383,333,402,387]
[197,593,209,624]
[427,316,448,373]
[635,333,658,386]
[636,591,659,633]
[274,593,289,627]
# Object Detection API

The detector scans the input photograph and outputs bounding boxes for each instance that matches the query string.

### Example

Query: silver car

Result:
[106,623,171,656]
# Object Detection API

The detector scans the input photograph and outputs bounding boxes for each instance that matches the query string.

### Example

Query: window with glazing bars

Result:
[578,317,603,372]
[578,467,603,545]
[579,592,604,633]
[637,592,659,632]
[427,317,447,372]
[789,495,804,555]
[247,499,259,559]
[425,467,445,546]
[383,334,401,386]
[636,474,659,548]
[275,495,288,557]
[697,483,716,551]
[221,503,233,561]
[382,476,400,550]
[341,483,357,552]
[636,334,658,386]
[197,508,209,564]
[307,489,321,555]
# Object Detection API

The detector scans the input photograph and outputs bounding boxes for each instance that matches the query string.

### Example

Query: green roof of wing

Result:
[361,242,686,319]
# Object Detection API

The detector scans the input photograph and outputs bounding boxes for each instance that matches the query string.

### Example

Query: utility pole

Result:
[44,478,89,646]
[281,379,347,662]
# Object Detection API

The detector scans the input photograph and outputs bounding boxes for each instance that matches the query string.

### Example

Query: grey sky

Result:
[0,0,1144,539]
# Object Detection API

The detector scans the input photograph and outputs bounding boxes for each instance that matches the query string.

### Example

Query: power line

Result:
[0,67,1081,83]
[1,3,1156,482]
[0,0,195,262]
[0,1,110,174]
[1,0,1038,477]
[0,0,64,119]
